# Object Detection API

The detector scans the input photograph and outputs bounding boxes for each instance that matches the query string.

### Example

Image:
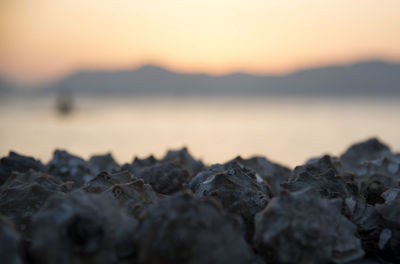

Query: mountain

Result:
[44,60,400,96]
[0,78,16,95]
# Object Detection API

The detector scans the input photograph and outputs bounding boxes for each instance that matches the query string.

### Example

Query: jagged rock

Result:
[190,161,271,239]
[47,150,93,187]
[0,177,62,235]
[1,170,75,195]
[293,154,344,178]
[0,216,23,264]
[343,196,383,257]
[1,143,400,263]
[138,162,190,194]
[136,191,255,264]
[340,138,391,171]
[161,147,204,177]
[254,188,364,264]
[232,155,291,186]
[284,168,351,200]
[0,151,45,186]
[88,153,120,175]
[284,155,350,200]
[103,179,159,217]
[374,188,400,263]
[82,171,133,194]
[30,191,137,264]
[1,170,60,189]
[344,157,400,205]
[120,155,158,178]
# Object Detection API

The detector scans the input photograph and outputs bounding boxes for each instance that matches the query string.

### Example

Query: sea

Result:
[1,95,399,168]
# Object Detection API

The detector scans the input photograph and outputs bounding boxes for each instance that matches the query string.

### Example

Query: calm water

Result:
[1,95,399,168]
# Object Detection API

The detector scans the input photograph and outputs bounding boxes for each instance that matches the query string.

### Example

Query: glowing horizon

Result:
[1,0,400,86]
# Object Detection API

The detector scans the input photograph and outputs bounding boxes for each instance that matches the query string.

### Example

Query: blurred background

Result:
[1,0,400,167]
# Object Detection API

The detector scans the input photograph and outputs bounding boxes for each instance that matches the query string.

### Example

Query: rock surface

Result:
[254,188,364,264]
[1,138,399,263]
[135,191,254,264]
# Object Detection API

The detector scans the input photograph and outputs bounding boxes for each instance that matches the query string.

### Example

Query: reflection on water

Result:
[0,95,399,167]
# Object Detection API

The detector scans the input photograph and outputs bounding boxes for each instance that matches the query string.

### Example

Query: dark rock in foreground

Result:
[190,161,271,240]
[135,191,254,264]
[254,188,364,264]
[0,139,399,263]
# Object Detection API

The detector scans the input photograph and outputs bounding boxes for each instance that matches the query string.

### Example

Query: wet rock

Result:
[340,138,391,171]
[47,150,93,187]
[191,161,271,239]
[0,151,45,186]
[254,188,364,264]
[138,162,190,194]
[30,191,137,264]
[103,179,159,217]
[88,153,120,175]
[161,147,204,177]
[0,216,23,264]
[0,176,62,235]
[136,191,255,264]
[82,171,133,194]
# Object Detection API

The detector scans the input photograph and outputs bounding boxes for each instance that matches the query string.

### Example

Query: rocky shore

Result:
[1,138,399,264]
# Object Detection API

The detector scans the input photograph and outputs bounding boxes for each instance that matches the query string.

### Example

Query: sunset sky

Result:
[1,0,400,85]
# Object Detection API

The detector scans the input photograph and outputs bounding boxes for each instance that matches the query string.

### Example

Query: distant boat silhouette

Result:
[56,92,74,115]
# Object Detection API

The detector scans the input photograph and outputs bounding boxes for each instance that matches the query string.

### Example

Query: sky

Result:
[1,0,400,86]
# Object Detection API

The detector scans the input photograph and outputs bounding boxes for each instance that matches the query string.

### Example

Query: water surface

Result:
[1,95,399,168]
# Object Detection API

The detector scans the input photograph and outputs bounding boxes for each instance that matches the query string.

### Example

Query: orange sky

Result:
[1,0,400,85]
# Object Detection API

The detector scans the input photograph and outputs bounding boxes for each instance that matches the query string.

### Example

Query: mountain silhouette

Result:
[0,78,15,95]
[36,60,400,96]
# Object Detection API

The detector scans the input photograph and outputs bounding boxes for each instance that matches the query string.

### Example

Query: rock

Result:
[374,188,400,262]
[1,170,62,190]
[1,143,400,263]
[161,147,204,177]
[284,155,351,200]
[0,176,63,235]
[295,155,344,177]
[191,161,271,239]
[135,191,255,264]
[0,151,45,186]
[340,138,391,171]
[82,171,133,194]
[254,188,364,264]
[0,216,23,264]
[120,155,158,178]
[232,155,291,185]
[137,162,190,194]
[284,168,352,201]
[103,179,159,217]
[342,196,383,257]
[47,150,93,187]
[345,157,400,205]
[88,153,120,175]
[30,191,137,264]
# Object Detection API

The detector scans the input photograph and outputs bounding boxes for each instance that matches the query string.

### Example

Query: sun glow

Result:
[1,0,400,85]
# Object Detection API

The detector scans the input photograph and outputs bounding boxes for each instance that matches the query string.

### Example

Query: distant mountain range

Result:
[0,79,15,95]
[2,60,400,96]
